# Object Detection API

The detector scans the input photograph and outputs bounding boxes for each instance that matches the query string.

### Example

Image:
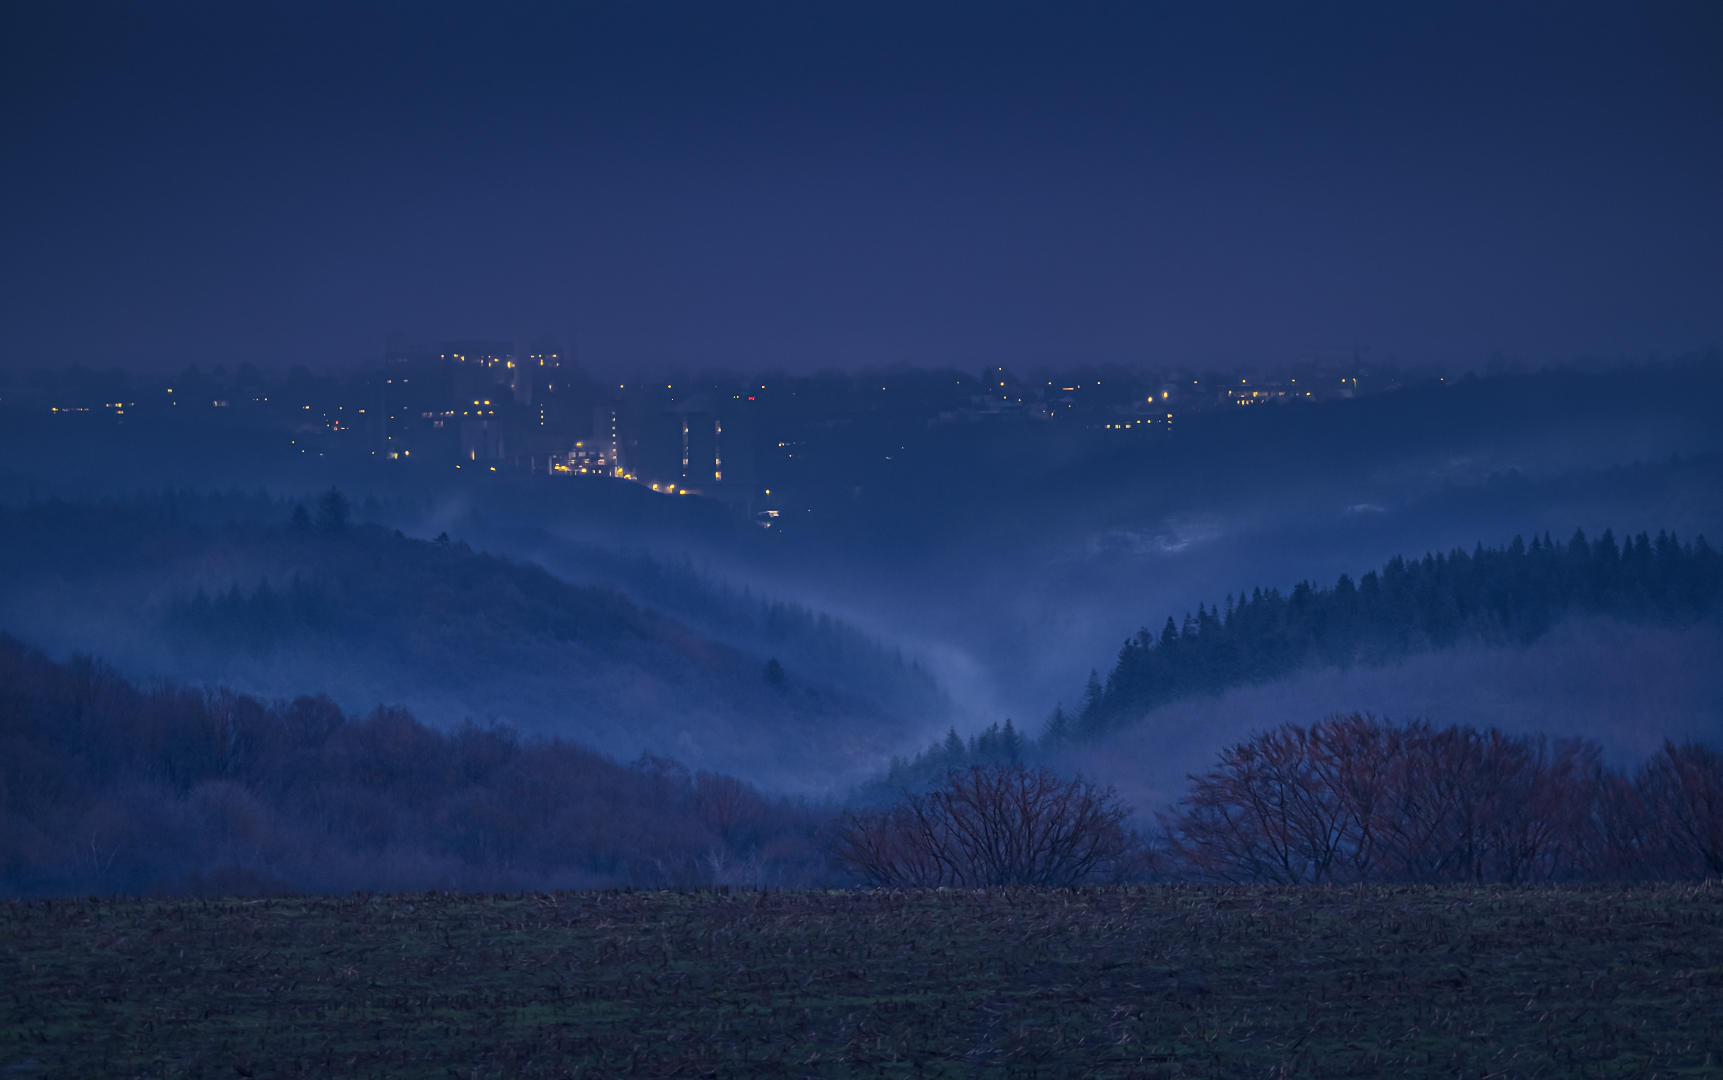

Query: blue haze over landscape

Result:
[0,2,1719,894]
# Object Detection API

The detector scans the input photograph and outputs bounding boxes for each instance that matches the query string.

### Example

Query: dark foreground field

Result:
[4,885,1720,1079]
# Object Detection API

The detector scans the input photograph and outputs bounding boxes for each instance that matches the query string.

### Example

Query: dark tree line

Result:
[165,576,337,654]
[839,717,1723,888]
[1054,528,1720,742]
[0,496,943,733]
[0,637,829,897]
[6,625,1720,896]
[860,720,1027,801]
[1160,714,1722,885]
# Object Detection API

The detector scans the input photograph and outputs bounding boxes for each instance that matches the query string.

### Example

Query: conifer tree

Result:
[315,488,350,532]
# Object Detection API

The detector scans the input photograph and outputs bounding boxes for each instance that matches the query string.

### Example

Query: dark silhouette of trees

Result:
[6,628,1720,897]
[833,765,1132,886]
[861,720,1029,796]
[1633,741,1723,877]
[0,497,939,794]
[1064,530,1721,741]
[0,636,828,896]
[315,487,350,532]
[1161,714,1723,884]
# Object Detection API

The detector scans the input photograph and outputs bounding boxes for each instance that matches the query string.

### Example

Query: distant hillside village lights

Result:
[43,340,1424,511]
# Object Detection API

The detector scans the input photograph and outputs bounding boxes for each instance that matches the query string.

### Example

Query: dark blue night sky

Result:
[3,1,1719,373]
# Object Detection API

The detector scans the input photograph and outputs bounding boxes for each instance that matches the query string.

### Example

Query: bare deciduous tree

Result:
[833,765,1133,887]
[1163,714,1617,885]
[1637,741,1723,877]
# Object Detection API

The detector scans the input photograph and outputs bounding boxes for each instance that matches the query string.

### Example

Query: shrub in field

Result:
[832,764,1133,886]
[1634,741,1723,877]
[1162,713,1723,884]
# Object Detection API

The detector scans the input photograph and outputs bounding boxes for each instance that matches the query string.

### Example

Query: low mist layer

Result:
[0,498,936,791]
[1055,617,1723,818]
[2,362,1720,831]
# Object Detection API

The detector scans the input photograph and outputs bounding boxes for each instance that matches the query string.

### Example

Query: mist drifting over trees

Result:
[5,636,1720,896]
[0,358,1719,895]
[1065,527,1720,741]
[6,9,1723,1078]
[0,638,829,897]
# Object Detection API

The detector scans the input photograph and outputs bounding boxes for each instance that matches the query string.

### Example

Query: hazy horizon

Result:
[4,4,1720,374]
[2,4,1720,903]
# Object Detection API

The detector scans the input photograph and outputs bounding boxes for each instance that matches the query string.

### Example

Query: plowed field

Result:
[4,884,1720,1077]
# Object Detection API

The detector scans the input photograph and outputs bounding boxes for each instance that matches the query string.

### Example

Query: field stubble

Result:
[3,884,1720,1078]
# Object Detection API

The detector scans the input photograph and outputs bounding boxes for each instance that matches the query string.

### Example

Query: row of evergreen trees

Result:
[166,576,339,655]
[1052,528,1719,744]
[875,527,1719,792]
[860,720,1028,801]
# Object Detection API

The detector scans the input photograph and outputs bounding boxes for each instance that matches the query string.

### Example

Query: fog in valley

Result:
[1,360,1717,813]
[4,3,1720,896]
[1057,616,1723,819]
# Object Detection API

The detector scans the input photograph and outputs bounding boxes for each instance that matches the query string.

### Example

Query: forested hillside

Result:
[0,496,936,787]
[0,637,830,896]
[486,527,950,718]
[1059,528,1719,741]
[864,527,1722,795]
[10,632,1718,898]
[0,486,950,721]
